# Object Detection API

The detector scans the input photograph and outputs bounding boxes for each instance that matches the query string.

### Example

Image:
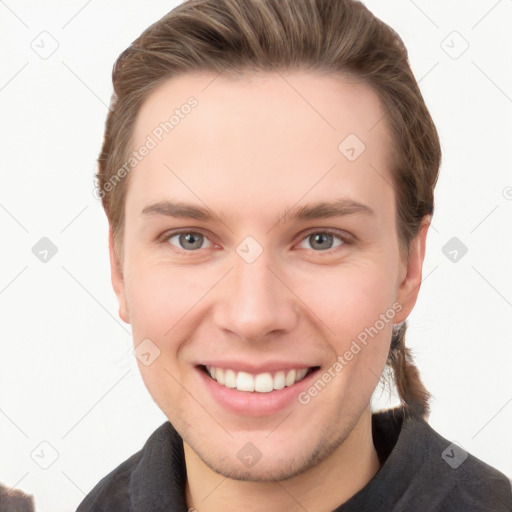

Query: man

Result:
[78,0,512,510]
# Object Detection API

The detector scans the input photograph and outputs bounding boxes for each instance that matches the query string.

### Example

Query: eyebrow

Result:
[141,197,375,223]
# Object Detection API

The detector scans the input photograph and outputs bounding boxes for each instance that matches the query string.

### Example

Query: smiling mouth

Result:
[199,365,320,393]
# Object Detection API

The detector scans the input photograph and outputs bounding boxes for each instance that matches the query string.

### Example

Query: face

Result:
[110,71,427,481]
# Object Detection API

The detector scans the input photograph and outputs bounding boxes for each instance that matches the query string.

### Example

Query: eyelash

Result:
[157,228,354,255]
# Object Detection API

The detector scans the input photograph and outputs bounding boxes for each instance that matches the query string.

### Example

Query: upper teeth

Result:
[206,366,309,393]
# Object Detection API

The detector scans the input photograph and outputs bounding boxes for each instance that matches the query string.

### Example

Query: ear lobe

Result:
[394,217,430,324]
[109,228,130,324]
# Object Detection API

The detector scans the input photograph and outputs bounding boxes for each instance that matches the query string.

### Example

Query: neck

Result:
[184,406,381,512]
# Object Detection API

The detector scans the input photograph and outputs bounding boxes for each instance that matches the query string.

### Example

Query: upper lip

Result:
[198,361,320,374]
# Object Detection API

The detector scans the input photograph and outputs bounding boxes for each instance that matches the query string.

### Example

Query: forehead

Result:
[127,71,395,222]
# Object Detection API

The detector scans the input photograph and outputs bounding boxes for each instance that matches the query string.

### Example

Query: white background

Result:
[0,1,511,510]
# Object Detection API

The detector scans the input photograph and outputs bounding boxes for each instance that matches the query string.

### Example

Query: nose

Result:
[213,250,299,342]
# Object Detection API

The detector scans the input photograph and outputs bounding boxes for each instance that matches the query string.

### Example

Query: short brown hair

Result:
[97,0,441,419]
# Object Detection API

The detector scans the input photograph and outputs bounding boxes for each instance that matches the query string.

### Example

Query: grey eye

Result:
[168,232,211,251]
[298,232,344,251]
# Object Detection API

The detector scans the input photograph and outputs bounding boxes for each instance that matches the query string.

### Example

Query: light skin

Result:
[109,71,429,511]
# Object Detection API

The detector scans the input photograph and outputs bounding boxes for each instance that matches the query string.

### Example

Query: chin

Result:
[201,452,315,482]
[186,420,353,483]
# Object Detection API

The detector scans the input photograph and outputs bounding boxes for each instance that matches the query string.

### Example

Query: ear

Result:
[394,217,430,324]
[109,228,130,324]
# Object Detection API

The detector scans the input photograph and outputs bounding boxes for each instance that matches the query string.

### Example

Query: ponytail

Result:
[388,322,431,419]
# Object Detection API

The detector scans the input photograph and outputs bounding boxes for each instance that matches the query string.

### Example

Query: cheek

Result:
[315,268,398,389]
[124,260,209,340]
[294,261,398,386]
[300,262,398,336]
[123,261,201,414]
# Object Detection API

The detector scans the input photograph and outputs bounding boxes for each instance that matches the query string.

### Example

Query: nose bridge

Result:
[235,254,276,308]
[214,247,297,341]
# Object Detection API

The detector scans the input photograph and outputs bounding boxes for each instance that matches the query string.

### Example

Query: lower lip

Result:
[196,366,319,417]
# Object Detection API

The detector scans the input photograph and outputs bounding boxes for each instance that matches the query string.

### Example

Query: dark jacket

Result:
[76,407,512,511]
